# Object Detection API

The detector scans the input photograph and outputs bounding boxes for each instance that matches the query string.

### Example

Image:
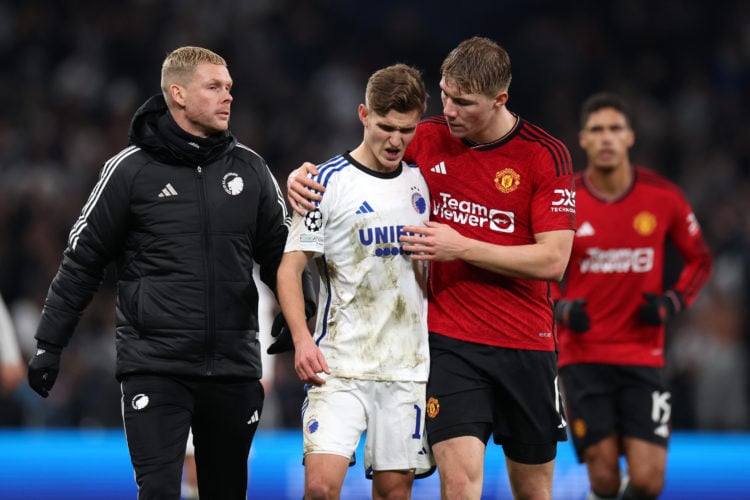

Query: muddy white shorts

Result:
[302,377,435,478]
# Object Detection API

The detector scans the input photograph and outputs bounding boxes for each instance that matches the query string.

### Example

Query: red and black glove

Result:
[639,290,683,326]
[554,298,590,333]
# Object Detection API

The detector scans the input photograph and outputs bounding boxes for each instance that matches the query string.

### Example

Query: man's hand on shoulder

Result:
[287,162,324,215]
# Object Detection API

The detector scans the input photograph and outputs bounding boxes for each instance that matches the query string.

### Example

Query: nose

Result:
[443,98,457,117]
[600,129,615,143]
[387,132,402,147]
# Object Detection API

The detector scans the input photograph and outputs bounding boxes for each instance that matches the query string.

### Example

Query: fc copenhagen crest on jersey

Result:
[411,186,427,214]
[305,415,320,434]
[222,172,244,195]
[304,209,323,232]
[494,168,520,193]
[633,211,657,236]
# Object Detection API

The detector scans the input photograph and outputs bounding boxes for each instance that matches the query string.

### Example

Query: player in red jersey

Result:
[288,37,575,500]
[554,92,713,500]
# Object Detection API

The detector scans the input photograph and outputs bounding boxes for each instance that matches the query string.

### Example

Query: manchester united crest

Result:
[494,168,520,193]
[572,418,587,438]
[426,397,440,419]
[633,211,657,236]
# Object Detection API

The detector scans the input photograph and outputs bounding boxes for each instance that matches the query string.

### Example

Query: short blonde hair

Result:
[440,36,512,98]
[160,46,227,101]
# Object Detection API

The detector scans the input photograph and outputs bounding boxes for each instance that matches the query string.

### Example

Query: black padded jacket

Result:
[34,95,290,380]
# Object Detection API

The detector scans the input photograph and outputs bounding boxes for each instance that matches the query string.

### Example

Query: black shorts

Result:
[559,363,670,462]
[425,333,567,464]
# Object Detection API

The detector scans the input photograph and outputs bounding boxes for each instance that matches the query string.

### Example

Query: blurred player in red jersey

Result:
[288,37,575,500]
[554,92,713,500]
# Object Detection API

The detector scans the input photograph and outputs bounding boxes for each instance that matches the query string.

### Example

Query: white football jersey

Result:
[285,153,430,381]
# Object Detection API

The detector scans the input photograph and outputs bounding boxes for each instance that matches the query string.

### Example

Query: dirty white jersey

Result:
[285,152,430,381]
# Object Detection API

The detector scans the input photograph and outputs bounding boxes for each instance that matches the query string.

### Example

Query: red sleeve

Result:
[668,192,713,307]
[516,121,576,234]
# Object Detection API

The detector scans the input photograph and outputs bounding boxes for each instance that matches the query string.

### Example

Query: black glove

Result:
[554,298,590,333]
[639,290,683,326]
[267,267,317,355]
[267,312,294,355]
[28,340,63,398]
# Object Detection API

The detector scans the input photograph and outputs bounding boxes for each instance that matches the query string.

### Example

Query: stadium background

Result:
[0,0,748,498]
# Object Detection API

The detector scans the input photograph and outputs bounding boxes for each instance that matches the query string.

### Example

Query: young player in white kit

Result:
[276,63,433,499]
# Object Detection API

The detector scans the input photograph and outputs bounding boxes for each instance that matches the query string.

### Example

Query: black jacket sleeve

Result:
[35,154,133,347]
[252,160,291,295]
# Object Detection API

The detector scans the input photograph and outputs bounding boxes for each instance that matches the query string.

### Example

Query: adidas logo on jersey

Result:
[577,221,595,237]
[430,161,447,174]
[356,201,374,214]
[158,183,178,198]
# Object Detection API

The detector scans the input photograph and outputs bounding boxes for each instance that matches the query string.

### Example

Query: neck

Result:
[467,108,517,145]
[586,163,633,200]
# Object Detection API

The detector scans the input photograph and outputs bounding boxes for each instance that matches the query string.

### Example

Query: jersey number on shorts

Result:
[651,390,671,438]
[412,404,423,439]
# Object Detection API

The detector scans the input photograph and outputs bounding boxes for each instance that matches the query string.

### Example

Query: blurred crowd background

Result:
[0,0,748,431]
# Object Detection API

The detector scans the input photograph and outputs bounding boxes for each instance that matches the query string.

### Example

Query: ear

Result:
[170,84,186,108]
[493,90,509,109]
[357,103,368,126]
[625,128,635,148]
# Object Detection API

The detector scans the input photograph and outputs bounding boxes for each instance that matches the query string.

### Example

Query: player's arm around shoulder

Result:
[400,221,574,282]
[287,162,324,215]
[461,228,574,281]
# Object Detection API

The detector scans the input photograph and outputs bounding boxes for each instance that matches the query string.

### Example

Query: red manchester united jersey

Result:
[556,166,712,367]
[405,116,575,351]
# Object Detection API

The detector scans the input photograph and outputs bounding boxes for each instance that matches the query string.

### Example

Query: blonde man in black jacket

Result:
[27,46,310,500]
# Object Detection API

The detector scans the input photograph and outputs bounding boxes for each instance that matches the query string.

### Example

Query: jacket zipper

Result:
[196,165,216,375]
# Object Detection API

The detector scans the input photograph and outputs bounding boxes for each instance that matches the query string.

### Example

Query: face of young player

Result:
[177,63,234,138]
[358,104,421,173]
[439,77,503,144]
[579,107,635,172]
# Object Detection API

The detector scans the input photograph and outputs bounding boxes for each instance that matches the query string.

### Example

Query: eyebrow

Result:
[440,85,475,104]
[377,123,417,132]
[206,78,233,87]
[587,123,626,130]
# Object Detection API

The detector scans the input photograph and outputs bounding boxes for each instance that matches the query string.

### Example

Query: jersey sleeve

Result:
[284,210,324,257]
[284,169,334,258]
[667,189,713,307]
[530,144,576,234]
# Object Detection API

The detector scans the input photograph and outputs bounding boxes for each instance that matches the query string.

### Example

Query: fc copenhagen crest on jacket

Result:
[222,172,244,195]
[494,168,520,193]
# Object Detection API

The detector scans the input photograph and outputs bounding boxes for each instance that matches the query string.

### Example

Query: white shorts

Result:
[302,377,435,478]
